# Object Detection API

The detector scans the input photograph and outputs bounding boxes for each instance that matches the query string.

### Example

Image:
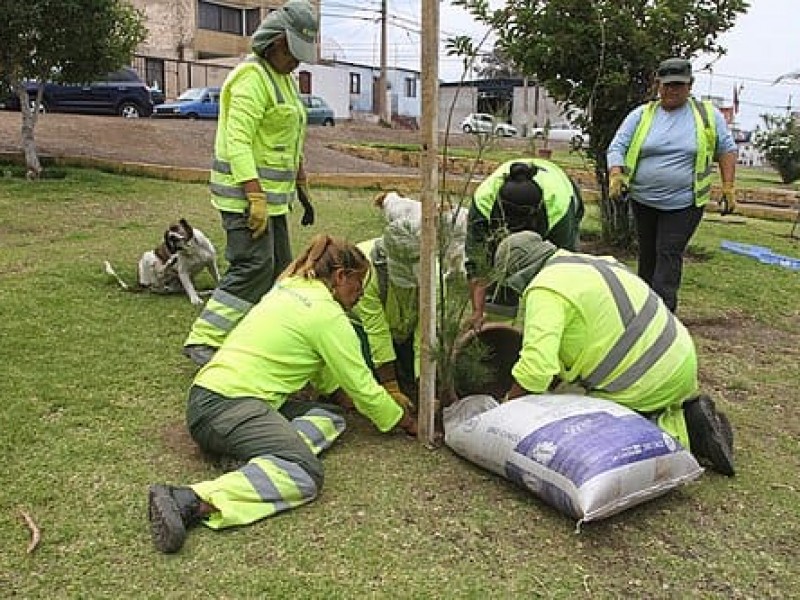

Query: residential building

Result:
[330,60,420,123]
[129,0,319,99]
[128,0,422,124]
[439,78,563,137]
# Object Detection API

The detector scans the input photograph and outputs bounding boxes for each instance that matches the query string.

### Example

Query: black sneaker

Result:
[182,344,217,367]
[684,395,735,477]
[148,484,206,553]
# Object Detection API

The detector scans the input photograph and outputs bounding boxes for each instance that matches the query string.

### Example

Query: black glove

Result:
[297,184,315,227]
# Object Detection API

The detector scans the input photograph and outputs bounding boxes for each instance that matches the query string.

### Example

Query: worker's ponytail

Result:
[280,234,369,284]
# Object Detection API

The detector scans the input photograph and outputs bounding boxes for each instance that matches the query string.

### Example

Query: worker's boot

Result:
[148,484,210,553]
[684,395,735,477]
[182,344,217,367]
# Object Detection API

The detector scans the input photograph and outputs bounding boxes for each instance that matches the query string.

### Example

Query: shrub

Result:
[753,114,800,183]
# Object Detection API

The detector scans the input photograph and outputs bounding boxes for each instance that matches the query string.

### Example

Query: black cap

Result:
[499,177,542,209]
[508,161,536,181]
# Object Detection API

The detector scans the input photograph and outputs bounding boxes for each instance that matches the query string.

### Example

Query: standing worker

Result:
[607,57,737,312]
[149,235,418,554]
[466,158,584,329]
[494,231,735,477]
[183,0,318,366]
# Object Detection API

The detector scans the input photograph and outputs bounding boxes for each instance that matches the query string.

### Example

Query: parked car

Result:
[300,95,335,126]
[152,87,220,119]
[530,123,589,146]
[148,85,166,107]
[2,67,154,118]
[460,113,517,137]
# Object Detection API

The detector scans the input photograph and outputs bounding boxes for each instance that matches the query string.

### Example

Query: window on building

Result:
[404,77,417,98]
[198,1,253,36]
[245,8,261,35]
[350,73,361,94]
[298,71,311,94]
[144,58,165,93]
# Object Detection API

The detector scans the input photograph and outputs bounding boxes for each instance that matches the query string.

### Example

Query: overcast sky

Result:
[320,0,800,130]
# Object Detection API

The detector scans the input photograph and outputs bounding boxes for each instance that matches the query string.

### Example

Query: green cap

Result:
[252,0,318,64]
[656,58,692,84]
[494,231,557,294]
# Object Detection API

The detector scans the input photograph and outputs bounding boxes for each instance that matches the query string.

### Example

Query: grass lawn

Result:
[1,168,799,597]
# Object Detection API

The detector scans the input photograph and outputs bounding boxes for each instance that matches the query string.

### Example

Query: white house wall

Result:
[297,63,350,119]
[438,86,479,132]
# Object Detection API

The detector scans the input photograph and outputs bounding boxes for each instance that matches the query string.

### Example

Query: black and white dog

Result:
[104,218,220,306]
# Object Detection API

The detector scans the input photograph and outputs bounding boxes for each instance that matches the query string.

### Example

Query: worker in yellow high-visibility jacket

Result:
[148,235,417,554]
[183,0,318,367]
[494,231,734,477]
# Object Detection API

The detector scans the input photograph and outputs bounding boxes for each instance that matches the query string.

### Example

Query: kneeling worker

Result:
[148,235,417,554]
[493,231,734,476]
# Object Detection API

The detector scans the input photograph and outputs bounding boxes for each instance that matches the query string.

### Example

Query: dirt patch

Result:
[0,111,530,175]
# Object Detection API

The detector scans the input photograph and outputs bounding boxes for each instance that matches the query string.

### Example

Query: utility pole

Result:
[378,0,390,125]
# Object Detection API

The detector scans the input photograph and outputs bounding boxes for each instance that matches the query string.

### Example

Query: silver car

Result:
[460,113,517,137]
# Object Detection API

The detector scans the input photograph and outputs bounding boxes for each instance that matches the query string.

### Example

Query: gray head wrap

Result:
[494,231,557,294]
[251,0,319,63]
[382,218,421,288]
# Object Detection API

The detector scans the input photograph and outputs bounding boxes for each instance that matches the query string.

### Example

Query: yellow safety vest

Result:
[208,56,307,217]
[624,98,716,207]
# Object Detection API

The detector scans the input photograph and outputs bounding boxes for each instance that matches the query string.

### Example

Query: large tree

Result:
[451,0,749,246]
[0,0,147,177]
[475,47,523,79]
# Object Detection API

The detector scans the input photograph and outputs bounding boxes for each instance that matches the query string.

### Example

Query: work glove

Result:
[384,379,415,412]
[297,183,315,227]
[608,171,629,202]
[397,408,418,437]
[718,182,737,216]
[246,191,268,239]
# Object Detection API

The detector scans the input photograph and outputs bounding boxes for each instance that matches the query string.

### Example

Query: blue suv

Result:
[2,67,154,118]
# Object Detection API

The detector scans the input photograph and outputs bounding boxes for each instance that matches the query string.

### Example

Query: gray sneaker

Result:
[685,395,735,477]
[182,344,217,367]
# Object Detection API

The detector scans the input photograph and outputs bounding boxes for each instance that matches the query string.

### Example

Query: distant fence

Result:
[132,55,234,101]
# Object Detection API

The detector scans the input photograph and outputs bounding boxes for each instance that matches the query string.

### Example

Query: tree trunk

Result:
[15,83,42,179]
[594,159,636,250]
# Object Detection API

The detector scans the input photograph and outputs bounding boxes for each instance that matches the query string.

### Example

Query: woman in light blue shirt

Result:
[607,57,737,312]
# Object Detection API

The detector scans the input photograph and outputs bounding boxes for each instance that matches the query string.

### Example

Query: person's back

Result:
[518,249,697,411]
[495,231,736,479]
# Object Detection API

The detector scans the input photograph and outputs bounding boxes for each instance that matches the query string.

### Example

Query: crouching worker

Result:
[148,235,417,554]
[466,159,584,330]
[352,219,423,408]
[493,231,734,476]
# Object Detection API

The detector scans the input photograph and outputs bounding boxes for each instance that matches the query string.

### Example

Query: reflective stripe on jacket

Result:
[624,98,716,207]
[512,251,698,414]
[209,55,307,216]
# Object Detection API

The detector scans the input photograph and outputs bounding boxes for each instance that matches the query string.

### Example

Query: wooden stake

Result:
[417,0,440,446]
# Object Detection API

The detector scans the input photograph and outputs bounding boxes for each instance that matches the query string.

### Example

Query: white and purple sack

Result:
[443,394,702,523]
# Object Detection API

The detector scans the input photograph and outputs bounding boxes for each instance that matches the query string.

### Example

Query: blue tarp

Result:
[720,240,800,271]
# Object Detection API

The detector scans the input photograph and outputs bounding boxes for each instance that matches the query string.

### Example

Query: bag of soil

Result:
[444,394,702,523]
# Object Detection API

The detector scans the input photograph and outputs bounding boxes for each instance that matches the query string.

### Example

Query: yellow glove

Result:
[384,379,415,412]
[608,171,629,201]
[246,191,268,239]
[719,183,736,216]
